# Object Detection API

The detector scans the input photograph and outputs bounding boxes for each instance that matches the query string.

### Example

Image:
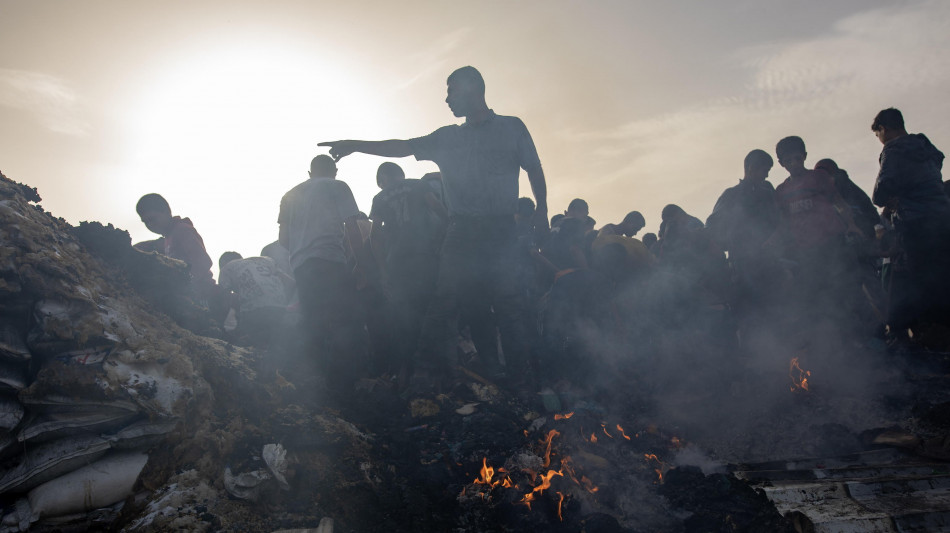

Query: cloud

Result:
[389,27,472,92]
[547,0,950,225]
[0,69,89,136]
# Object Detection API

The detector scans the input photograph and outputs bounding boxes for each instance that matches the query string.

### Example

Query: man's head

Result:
[743,149,773,182]
[775,136,808,177]
[661,204,687,223]
[219,251,242,271]
[814,158,839,176]
[309,155,338,179]
[136,193,174,236]
[376,162,406,190]
[642,232,658,248]
[619,211,646,237]
[446,66,486,118]
[871,108,907,145]
[566,198,589,219]
[516,197,536,221]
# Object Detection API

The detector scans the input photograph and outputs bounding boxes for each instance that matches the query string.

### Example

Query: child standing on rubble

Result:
[134,193,215,303]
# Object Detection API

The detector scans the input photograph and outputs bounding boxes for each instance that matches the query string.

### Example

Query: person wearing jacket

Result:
[871,107,950,331]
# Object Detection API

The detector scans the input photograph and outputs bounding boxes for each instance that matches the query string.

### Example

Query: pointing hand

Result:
[317,140,357,162]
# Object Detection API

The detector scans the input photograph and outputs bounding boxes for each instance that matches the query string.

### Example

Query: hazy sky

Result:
[2,0,948,277]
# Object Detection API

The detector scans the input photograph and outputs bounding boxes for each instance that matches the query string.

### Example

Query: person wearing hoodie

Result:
[134,193,215,301]
[871,107,950,331]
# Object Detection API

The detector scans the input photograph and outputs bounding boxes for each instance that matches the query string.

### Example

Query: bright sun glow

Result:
[115,40,420,275]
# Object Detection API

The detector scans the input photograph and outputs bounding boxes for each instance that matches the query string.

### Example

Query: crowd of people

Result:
[132,66,950,397]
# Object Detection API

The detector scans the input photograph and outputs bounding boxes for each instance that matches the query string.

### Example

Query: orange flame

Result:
[519,492,535,509]
[644,454,665,484]
[540,430,560,468]
[556,491,565,521]
[789,357,811,392]
[671,436,683,448]
[474,457,496,485]
[616,424,632,440]
[601,423,613,438]
[590,433,598,443]
[554,412,574,420]
[531,469,563,495]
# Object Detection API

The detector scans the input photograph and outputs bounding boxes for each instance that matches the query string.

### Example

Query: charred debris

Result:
[2,171,950,532]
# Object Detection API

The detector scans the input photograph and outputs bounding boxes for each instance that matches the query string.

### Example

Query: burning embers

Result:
[459,412,679,523]
[789,357,812,392]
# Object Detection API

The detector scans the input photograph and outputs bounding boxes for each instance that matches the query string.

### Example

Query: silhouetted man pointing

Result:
[320,66,547,388]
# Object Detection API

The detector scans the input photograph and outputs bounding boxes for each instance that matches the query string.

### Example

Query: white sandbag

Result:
[0,434,110,494]
[104,418,178,450]
[17,410,137,443]
[19,393,139,415]
[27,451,147,521]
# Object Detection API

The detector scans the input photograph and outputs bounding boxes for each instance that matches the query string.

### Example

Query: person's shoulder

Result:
[282,179,312,200]
[426,124,460,138]
[169,217,200,236]
[249,256,277,269]
[493,114,529,130]
[775,176,794,193]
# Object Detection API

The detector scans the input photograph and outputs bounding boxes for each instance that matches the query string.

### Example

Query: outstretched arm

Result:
[318,139,413,161]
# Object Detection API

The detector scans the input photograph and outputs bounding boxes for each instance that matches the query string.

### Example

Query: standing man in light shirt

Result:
[320,66,548,388]
[278,155,366,392]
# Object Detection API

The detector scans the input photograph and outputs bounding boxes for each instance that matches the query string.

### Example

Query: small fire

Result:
[644,453,665,484]
[474,457,497,486]
[519,492,535,509]
[531,469,563,495]
[541,430,560,468]
[671,436,683,448]
[789,357,811,392]
[616,424,632,440]
[554,412,574,420]
[472,423,605,517]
